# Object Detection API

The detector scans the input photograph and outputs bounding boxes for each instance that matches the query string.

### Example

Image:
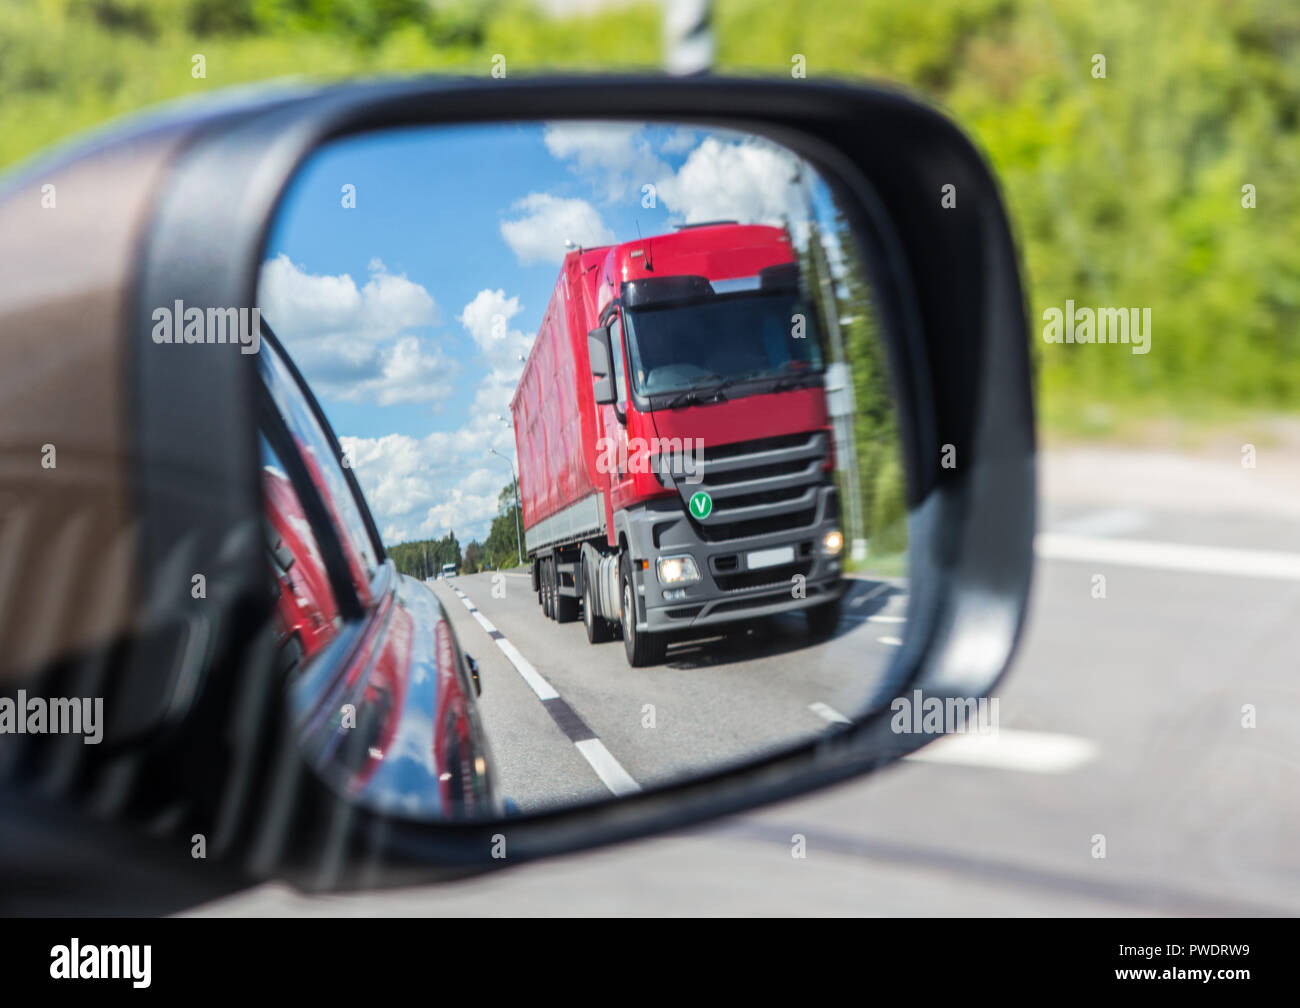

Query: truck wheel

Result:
[619,555,666,667]
[543,559,556,619]
[806,596,843,639]
[583,569,611,643]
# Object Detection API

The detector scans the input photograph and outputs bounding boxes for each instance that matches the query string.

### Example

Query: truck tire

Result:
[806,596,842,639]
[619,555,666,667]
[583,567,612,643]
[541,558,554,619]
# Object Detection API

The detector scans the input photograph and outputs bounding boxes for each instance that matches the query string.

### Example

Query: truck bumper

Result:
[623,483,844,634]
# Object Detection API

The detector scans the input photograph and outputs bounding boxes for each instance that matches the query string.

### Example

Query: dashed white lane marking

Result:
[808,702,851,725]
[878,636,903,646]
[445,582,638,796]
[905,729,1098,774]
[450,588,557,698]
[867,615,906,623]
[575,739,641,796]
[1036,533,1300,582]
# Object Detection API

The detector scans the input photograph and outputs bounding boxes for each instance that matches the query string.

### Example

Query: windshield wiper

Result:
[663,374,746,409]
[763,363,822,394]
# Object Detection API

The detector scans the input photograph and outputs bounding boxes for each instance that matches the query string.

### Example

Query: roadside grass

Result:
[843,549,907,580]
[1038,375,1298,454]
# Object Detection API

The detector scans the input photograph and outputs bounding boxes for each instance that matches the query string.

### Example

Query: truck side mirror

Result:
[588,327,616,405]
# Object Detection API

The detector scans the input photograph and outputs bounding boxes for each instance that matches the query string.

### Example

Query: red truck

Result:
[509,221,844,666]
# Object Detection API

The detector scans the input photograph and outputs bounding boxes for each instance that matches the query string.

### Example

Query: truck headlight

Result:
[822,530,844,556]
[656,555,701,585]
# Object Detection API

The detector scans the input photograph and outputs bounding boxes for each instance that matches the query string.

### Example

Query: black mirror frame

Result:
[3,74,1034,894]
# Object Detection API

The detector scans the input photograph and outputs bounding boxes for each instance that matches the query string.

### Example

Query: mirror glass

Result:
[256,121,908,821]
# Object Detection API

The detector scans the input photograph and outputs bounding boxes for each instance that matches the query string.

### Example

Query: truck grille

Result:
[684,430,829,544]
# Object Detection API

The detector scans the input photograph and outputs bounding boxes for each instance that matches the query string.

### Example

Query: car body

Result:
[259,329,496,820]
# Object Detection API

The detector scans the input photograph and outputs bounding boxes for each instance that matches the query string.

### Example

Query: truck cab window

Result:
[625,289,824,398]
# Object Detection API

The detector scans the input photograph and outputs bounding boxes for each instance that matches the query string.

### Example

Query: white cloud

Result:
[500,193,614,266]
[258,255,452,405]
[543,122,669,203]
[659,127,700,155]
[335,286,538,543]
[342,425,517,544]
[655,136,807,230]
[458,288,524,357]
[457,287,534,415]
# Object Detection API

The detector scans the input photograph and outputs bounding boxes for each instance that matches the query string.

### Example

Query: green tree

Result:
[482,480,523,569]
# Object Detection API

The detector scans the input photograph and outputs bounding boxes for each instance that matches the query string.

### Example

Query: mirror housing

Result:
[0,74,1034,903]
[588,326,615,405]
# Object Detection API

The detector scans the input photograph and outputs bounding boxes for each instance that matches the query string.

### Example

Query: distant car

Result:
[440,562,458,579]
[259,328,496,820]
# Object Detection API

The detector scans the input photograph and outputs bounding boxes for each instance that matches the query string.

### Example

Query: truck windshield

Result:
[622,290,825,399]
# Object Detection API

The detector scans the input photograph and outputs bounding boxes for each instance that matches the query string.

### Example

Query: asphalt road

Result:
[431,567,907,812]
[192,448,1300,916]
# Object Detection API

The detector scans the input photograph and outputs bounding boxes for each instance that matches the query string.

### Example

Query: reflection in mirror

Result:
[256,121,907,822]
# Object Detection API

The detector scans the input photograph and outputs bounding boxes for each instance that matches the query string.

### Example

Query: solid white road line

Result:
[575,739,642,796]
[1036,533,1300,582]
[905,729,1098,774]
[492,640,559,702]
[867,615,906,623]
[808,702,851,725]
[1052,508,1148,538]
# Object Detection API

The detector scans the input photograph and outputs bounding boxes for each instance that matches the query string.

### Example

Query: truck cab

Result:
[512,222,844,666]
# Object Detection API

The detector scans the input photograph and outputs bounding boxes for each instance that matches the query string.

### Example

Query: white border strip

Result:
[1036,533,1300,581]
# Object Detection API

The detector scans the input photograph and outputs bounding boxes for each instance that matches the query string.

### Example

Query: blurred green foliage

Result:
[2,0,1295,424]
[386,529,461,578]
[713,0,1300,421]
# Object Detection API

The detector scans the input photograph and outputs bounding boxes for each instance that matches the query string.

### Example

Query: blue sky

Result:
[260,121,838,544]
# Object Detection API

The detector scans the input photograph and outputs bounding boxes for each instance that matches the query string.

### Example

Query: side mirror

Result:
[588,327,615,405]
[0,74,1034,908]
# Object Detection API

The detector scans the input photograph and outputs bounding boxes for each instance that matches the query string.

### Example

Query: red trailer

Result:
[509,222,844,666]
